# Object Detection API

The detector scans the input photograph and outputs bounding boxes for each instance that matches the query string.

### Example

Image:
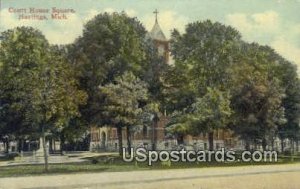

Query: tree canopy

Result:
[0,27,87,171]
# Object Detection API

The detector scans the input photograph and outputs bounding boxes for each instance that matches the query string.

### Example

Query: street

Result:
[0,163,299,189]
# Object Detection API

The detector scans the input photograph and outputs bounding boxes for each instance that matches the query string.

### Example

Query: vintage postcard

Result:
[0,0,300,188]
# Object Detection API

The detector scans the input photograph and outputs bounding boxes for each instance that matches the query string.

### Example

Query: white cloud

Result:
[103,8,115,14]
[124,9,137,17]
[83,9,100,23]
[226,10,279,38]
[226,10,300,75]
[45,14,83,44]
[251,11,279,31]
[271,37,300,75]
[226,13,252,32]
[141,10,188,38]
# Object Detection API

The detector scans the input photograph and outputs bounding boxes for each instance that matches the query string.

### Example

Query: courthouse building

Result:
[89,11,242,152]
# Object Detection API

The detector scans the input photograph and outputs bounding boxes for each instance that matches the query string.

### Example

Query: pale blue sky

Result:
[1,0,300,74]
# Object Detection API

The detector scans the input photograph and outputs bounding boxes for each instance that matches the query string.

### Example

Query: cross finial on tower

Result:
[153,9,159,23]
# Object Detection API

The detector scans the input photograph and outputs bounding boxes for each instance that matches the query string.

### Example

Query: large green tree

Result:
[275,59,300,152]
[0,27,87,171]
[229,43,287,150]
[98,72,148,155]
[166,20,241,144]
[68,12,148,125]
[170,20,241,94]
[168,88,232,150]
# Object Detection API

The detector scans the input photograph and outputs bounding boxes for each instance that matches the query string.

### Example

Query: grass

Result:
[0,154,299,178]
[0,163,143,177]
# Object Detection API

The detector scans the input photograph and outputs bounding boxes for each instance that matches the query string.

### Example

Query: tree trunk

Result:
[5,138,9,154]
[208,132,214,151]
[271,138,275,151]
[18,138,22,153]
[291,139,295,155]
[117,126,123,156]
[281,138,284,153]
[245,139,250,151]
[60,133,65,155]
[21,139,24,152]
[126,126,132,155]
[49,138,53,154]
[262,138,267,151]
[53,140,56,152]
[177,134,184,145]
[41,126,49,172]
[152,114,159,151]
[296,140,299,153]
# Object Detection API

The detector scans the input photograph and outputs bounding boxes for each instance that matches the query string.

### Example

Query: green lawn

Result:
[0,154,299,178]
[0,163,144,177]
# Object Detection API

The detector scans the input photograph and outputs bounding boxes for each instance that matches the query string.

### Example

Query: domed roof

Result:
[149,19,167,41]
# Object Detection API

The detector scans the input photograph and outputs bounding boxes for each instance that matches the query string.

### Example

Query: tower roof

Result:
[149,21,167,41]
[149,9,167,41]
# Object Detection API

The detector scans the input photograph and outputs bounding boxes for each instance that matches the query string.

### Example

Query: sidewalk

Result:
[0,163,299,189]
